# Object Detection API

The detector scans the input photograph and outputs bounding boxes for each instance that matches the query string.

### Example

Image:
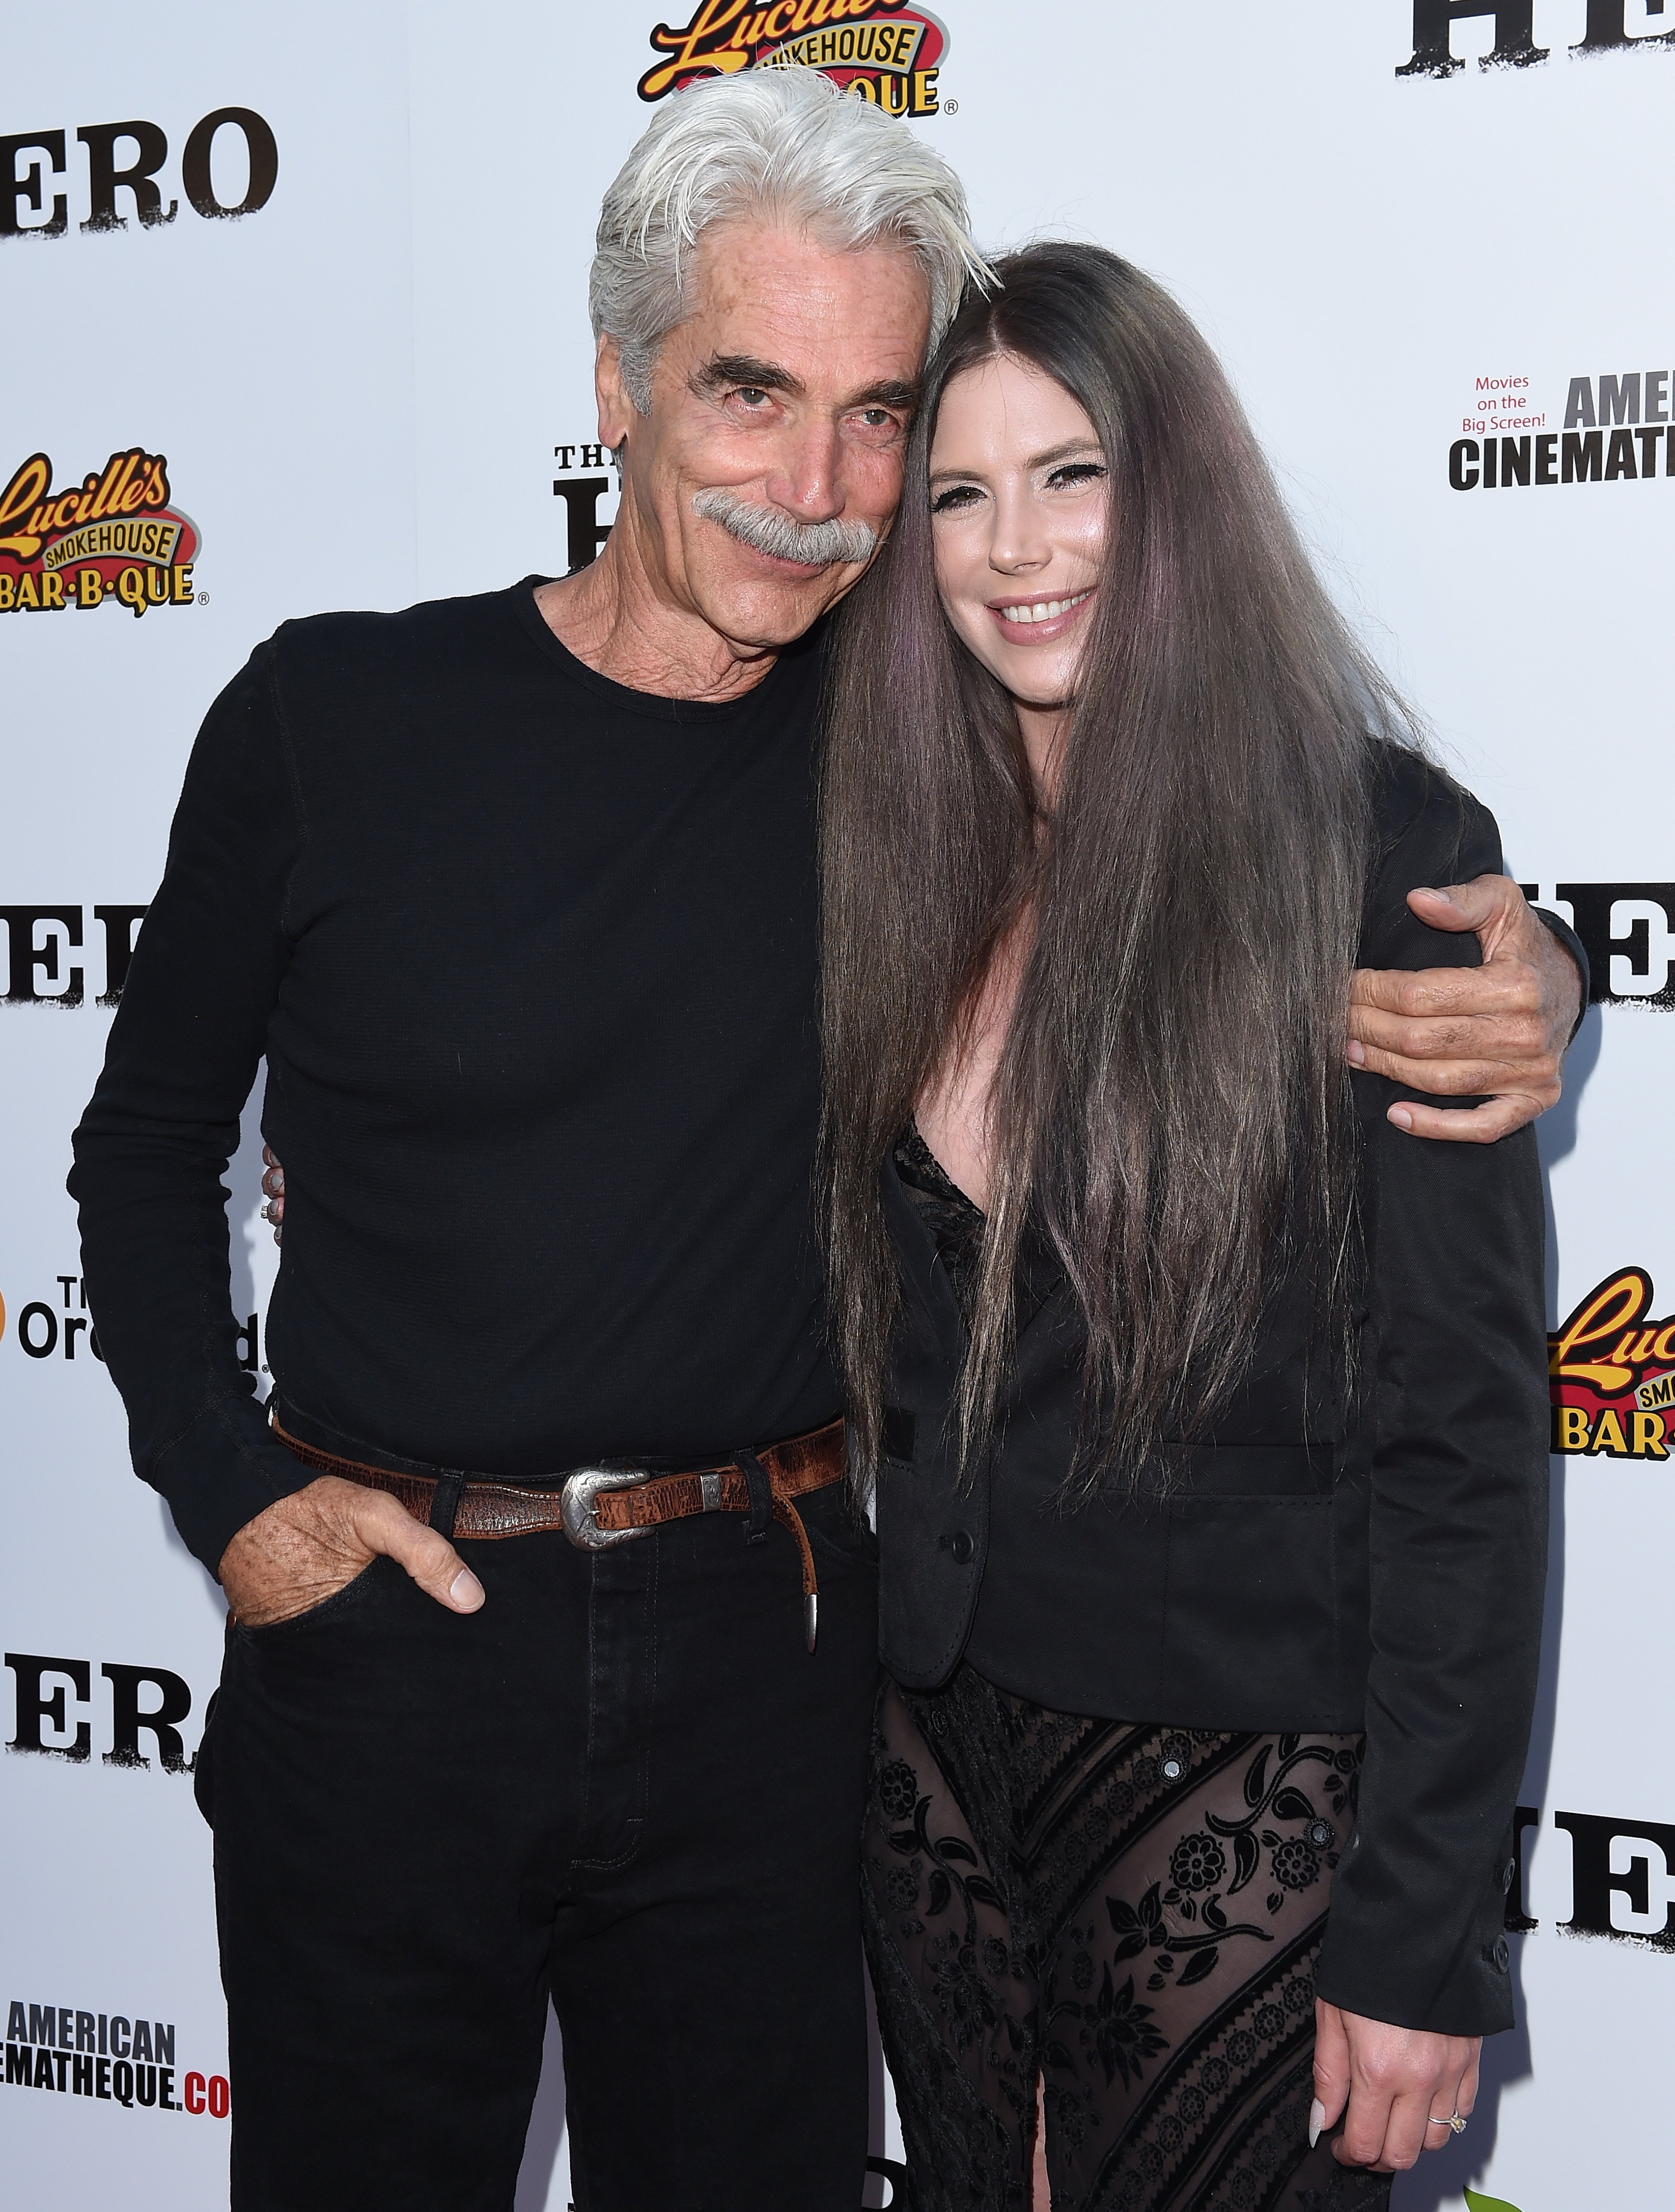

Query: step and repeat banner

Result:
[2,5,1670,2207]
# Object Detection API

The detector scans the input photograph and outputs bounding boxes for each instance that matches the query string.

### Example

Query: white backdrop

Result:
[3,7,1671,2208]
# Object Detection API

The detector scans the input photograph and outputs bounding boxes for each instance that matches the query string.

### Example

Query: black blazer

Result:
[874,749,1550,2038]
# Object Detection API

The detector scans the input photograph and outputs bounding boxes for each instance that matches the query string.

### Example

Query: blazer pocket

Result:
[881,1405,916,1468]
[1161,1495,1341,1727]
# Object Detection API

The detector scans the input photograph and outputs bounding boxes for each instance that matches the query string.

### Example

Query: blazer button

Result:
[1500,1859,1517,1893]
[946,1529,975,1565]
[1488,1935,1510,1973]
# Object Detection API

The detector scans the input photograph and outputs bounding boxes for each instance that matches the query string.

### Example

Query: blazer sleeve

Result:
[1311,759,1550,2037]
[67,639,319,1576]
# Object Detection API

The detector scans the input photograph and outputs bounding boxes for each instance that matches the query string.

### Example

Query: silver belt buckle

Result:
[559,1467,653,1550]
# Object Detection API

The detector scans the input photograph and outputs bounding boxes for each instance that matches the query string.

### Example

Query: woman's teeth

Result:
[1001,589,1092,625]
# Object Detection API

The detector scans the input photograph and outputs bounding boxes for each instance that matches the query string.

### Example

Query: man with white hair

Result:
[72,71,979,2212]
[71,66,1581,2212]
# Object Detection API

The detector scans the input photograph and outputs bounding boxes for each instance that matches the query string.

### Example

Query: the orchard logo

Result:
[639,1,949,116]
[1549,1268,1675,1460]
[0,451,199,618]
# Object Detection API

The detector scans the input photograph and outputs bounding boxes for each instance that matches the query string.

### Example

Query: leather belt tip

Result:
[804,1593,818,1654]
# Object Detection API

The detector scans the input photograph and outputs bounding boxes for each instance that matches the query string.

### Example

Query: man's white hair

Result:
[590,67,988,413]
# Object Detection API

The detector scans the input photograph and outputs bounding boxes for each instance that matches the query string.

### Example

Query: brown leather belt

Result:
[270,1413,847,1651]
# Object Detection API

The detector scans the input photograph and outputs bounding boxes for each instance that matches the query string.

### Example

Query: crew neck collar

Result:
[507,575,816,725]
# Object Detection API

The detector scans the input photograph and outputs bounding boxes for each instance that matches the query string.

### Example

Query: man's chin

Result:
[689,558,865,653]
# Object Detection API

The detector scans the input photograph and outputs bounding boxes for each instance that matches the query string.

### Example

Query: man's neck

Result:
[533,515,778,705]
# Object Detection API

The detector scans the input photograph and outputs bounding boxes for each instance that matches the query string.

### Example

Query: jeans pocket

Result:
[233,1555,388,1643]
[192,1687,220,1828]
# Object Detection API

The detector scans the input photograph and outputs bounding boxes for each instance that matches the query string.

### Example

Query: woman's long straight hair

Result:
[820,244,1416,1492]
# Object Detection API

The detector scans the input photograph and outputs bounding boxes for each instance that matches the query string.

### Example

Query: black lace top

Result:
[892,1122,986,1316]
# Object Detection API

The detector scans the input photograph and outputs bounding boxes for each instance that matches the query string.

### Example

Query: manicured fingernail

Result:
[449,1567,484,1609]
[1389,1106,1413,1131]
[1309,2100,1325,2150]
[1345,1039,1366,1065]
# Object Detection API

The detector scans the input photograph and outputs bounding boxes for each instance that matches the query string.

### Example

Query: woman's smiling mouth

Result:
[988,587,1095,640]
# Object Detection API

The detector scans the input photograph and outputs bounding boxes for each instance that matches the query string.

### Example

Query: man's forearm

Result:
[72,1116,308,1574]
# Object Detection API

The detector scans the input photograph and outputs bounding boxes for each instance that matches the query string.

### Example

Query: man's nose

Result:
[762,422,846,522]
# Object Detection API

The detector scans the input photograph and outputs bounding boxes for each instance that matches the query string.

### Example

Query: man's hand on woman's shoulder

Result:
[1347,873,1583,1144]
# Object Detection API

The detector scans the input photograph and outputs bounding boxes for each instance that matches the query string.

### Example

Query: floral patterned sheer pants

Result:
[862,1667,1392,2212]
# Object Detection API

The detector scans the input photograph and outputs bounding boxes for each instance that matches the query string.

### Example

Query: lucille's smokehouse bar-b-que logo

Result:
[0,450,198,616]
[1550,1268,1675,1460]
[640,1,948,114]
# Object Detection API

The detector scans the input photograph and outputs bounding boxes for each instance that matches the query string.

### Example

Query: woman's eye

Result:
[1048,462,1107,488]
[931,485,983,514]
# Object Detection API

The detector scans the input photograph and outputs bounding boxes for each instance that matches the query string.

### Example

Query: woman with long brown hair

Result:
[821,245,1549,2211]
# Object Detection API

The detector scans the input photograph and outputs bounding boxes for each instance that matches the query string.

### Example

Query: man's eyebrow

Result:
[927,437,1104,485]
[846,378,919,412]
[692,354,806,399]
[689,359,918,412]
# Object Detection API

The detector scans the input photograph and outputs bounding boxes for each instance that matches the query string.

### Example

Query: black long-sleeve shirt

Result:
[70,580,841,1575]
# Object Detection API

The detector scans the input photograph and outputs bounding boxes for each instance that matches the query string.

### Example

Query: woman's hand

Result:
[1311,2001,1480,2171]
[261,1145,284,1245]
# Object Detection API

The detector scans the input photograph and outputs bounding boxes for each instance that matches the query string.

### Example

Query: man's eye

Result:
[735,388,771,407]
[931,485,982,514]
[858,409,896,429]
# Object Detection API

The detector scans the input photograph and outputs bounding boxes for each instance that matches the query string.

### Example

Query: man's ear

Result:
[595,334,638,456]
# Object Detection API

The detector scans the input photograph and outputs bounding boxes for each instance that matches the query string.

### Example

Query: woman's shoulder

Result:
[1358,740,1503,971]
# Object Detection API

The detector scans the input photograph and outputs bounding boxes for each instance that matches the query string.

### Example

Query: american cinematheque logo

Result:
[1450,369,1675,491]
[639,1,949,116]
[1550,1268,1675,1461]
[0,449,199,617]
[4,1998,227,2119]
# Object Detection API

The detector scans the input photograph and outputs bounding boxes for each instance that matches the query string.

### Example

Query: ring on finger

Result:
[1425,2111,1466,2136]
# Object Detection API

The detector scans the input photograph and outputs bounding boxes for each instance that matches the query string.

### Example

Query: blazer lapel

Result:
[881,1152,967,1368]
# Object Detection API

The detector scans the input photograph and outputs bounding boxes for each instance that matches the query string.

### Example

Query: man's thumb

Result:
[1406,882,1476,931]
[362,1499,484,1612]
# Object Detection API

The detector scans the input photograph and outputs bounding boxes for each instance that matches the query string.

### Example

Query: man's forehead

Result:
[683,217,931,354]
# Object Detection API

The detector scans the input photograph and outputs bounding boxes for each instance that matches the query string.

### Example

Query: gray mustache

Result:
[692,488,878,569]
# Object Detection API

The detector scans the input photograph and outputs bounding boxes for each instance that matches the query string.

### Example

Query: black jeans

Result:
[197,1480,880,2211]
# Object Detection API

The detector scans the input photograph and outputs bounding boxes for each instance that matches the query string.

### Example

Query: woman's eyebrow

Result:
[927,438,1104,487]
[1026,438,1105,470]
